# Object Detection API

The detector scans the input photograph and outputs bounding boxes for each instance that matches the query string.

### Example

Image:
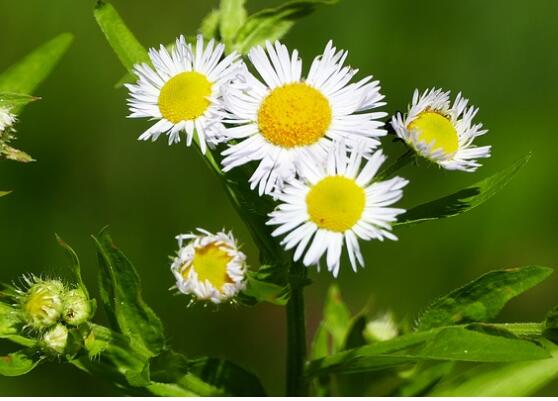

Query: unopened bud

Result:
[63,289,92,326]
[364,312,398,342]
[42,323,68,354]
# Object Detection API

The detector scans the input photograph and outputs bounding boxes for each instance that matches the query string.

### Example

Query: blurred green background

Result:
[1,0,557,396]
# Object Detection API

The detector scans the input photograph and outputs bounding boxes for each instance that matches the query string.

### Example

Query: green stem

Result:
[376,148,414,181]
[286,262,308,396]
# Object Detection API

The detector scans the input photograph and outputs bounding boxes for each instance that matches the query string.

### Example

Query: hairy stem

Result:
[286,262,308,396]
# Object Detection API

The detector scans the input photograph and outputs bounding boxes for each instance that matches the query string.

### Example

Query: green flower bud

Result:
[63,289,92,326]
[364,312,398,343]
[42,323,68,354]
[21,280,65,330]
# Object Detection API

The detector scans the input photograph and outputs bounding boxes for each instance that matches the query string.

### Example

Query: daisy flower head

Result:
[267,142,408,277]
[126,35,241,153]
[391,88,491,172]
[220,40,387,195]
[171,229,247,304]
[0,107,16,132]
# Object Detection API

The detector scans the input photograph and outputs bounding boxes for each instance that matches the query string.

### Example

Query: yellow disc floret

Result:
[408,111,459,156]
[183,243,233,290]
[306,176,366,232]
[158,71,212,123]
[258,83,332,148]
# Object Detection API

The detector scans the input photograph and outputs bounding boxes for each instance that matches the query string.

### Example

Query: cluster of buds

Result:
[9,275,94,355]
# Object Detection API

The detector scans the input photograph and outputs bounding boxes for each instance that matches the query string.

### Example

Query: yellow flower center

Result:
[158,71,212,123]
[408,111,459,156]
[183,243,233,290]
[257,83,332,148]
[306,176,365,232]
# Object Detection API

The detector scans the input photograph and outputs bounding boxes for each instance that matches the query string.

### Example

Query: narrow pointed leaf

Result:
[322,284,352,352]
[55,234,89,297]
[0,33,73,113]
[429,340,558,396]
[0,92,39,109]
[396,154,531,226]
[94,0,149,72]
[416,265,553,331]
[0,191,11,198]
[93,227,165,354]
[234,0,339,54]
[306,326,549,376]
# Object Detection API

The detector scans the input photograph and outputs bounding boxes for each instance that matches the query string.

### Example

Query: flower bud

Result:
[364,312,398,342]
[171,229,247,304]
[42,323,68,354]
[21,279,65,330]
[63,289,92,326]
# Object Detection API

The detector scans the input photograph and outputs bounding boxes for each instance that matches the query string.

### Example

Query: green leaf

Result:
[429,340,558,396]
[199,9,221,40]
[396,153,531,226]
[93,227,165,355]
[0,33,73,113]
[188,357,267,396]
[322,284,352,352]
[0,92,39,109]
[0,302,20,338]
[416,265,553,331]
[55,234,89,298]
[234,0,339,54]
[94,0,149,72]
[399,362,454,396]
[0,191,11,198]
[306,326,549,376]
[0,350,42,376]
[240,269,290,305]
[146,382,200,397]
[219,0,247,47]
[310,322,329,360]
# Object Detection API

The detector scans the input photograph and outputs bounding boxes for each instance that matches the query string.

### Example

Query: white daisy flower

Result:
[220,40,387,195]
[0,107,16,132]
[391,88,491,172]
[267,143,408,277]
[171,229,247,304]
[126,35,241,153]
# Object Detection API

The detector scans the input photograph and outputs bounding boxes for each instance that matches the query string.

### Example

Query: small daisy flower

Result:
[391,88,491,172]
[220,40,386,195]
[171,229,247,304]
[267,143,408,277]
[0,107,16,132]
[126,35,240,153]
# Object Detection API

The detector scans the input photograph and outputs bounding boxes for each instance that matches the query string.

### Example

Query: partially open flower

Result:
[20,278,65,330]
[42,323,68,354]
[63,288,92,326]
[391,88,491,172]
[0,107,16,132]
[171,229,247,304]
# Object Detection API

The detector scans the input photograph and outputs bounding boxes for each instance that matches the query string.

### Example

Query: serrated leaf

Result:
[396,153,531,226]
[0,350,42,376]
[234,0,339,54]
[429,340,558,396]
[55,234,89,297]
[219,0,246,47]
[94,0,149,72]
[306,326,549,376]
[0,33,73,114]
[93,227,165,355]
[200,9,221,40]
[188,357,266,396]
[416,265,553,331]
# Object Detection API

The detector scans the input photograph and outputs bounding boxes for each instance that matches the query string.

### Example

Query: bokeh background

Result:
[1,0,557,396]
